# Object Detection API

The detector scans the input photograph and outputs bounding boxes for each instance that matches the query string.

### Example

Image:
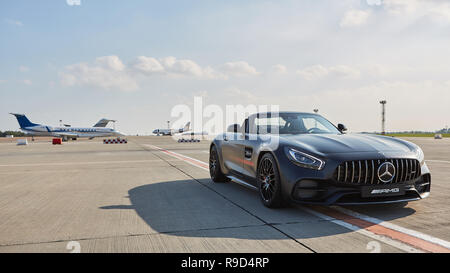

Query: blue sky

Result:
[1,0,450,134]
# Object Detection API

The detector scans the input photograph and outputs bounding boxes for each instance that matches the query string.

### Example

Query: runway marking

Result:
[0,159,177,167]
[331,206,450,250]
[310,206,450,253]
[145,144,209,170]
[0,141,102,145]
[426,160,450,164]
[147,144,450,253]
[299,206,423,253]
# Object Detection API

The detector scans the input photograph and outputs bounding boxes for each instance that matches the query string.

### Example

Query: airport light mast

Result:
[380,100,387,135]
[313,109,319,127]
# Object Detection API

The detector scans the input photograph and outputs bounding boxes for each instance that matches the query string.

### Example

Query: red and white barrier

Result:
[103,138,128,144]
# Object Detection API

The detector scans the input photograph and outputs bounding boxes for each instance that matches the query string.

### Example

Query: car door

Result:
[241,114,261,178]
[239,116,259,180]
[221,121,246,175]
[240,138,259,181]
[241,113,283,181]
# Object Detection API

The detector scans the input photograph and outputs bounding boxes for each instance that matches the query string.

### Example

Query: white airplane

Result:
[10,113,125,140]
[152,122,190,136]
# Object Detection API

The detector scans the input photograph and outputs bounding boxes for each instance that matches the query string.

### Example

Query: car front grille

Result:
[333,158,421,184]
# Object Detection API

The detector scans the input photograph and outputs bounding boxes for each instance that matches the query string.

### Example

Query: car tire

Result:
[257,153,286,208]
[209,145,230,183]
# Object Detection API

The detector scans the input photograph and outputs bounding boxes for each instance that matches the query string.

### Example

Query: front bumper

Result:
[273,149,432,206]
[289,173,431,205]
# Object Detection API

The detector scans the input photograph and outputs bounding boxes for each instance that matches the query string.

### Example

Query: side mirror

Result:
[337,123,347,132]
[227,124,241,133]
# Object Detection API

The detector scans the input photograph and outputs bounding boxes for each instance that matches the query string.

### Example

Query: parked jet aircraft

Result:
[152,122,190,136]
[10,113,124,140]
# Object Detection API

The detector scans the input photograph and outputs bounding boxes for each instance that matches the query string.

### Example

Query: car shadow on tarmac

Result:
[100,179,416,239]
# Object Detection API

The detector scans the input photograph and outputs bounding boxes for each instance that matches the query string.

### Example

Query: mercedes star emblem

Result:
[377,162,396,183]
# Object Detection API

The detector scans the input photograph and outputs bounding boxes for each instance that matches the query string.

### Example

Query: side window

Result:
[302,117,328,131]
[254,116,285,134]
[241,119,249,134]
[302,118,315,130]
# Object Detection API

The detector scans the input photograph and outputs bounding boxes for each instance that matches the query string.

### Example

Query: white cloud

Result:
[329,65,361,78]
[60,55,259,91]
[383,0,450,24]
[95,55,125,71]
[271,64,288,74]
[23,79,32,85]
[19,66,29,72]
[383,0,421,14]
[160,56,204,77]
[5,18,23,26]
[133,58,259,79]
[131,56,223,78]
[130,56,165,75]
[220,61,259,77]
[297,65,360,80]
[60,56,261,91]
[297,65,329,80]
[60,56,138,92]
[340,9,370,27]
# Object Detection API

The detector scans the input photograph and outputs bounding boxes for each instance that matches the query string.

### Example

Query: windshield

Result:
[252,113,341,135]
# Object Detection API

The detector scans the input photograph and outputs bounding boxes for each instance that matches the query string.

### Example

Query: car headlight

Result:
[286,148,325,170]
[415,147,425,166]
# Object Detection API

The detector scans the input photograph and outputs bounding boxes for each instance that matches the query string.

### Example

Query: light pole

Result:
[379,100,387,135]
[313,109,319,127]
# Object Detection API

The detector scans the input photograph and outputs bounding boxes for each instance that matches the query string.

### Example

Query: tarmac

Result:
[0,136,449,253]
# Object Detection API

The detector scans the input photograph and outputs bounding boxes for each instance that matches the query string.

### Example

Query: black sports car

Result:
[209,112,431,207]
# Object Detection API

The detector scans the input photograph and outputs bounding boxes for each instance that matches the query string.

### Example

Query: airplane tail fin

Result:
[183,122,190,132]
[93,119,115,127]
[10,113,39,128]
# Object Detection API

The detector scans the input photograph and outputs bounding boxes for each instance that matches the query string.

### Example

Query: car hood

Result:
[282,133,416,155]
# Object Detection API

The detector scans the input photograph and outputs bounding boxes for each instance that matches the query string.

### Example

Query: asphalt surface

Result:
[0,136,449,253]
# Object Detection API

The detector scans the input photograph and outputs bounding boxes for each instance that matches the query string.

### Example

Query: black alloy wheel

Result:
[257,153,285,208]
[209,145,229,183]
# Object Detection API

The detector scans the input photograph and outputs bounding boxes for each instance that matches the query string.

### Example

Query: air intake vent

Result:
[334,159,421,184]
